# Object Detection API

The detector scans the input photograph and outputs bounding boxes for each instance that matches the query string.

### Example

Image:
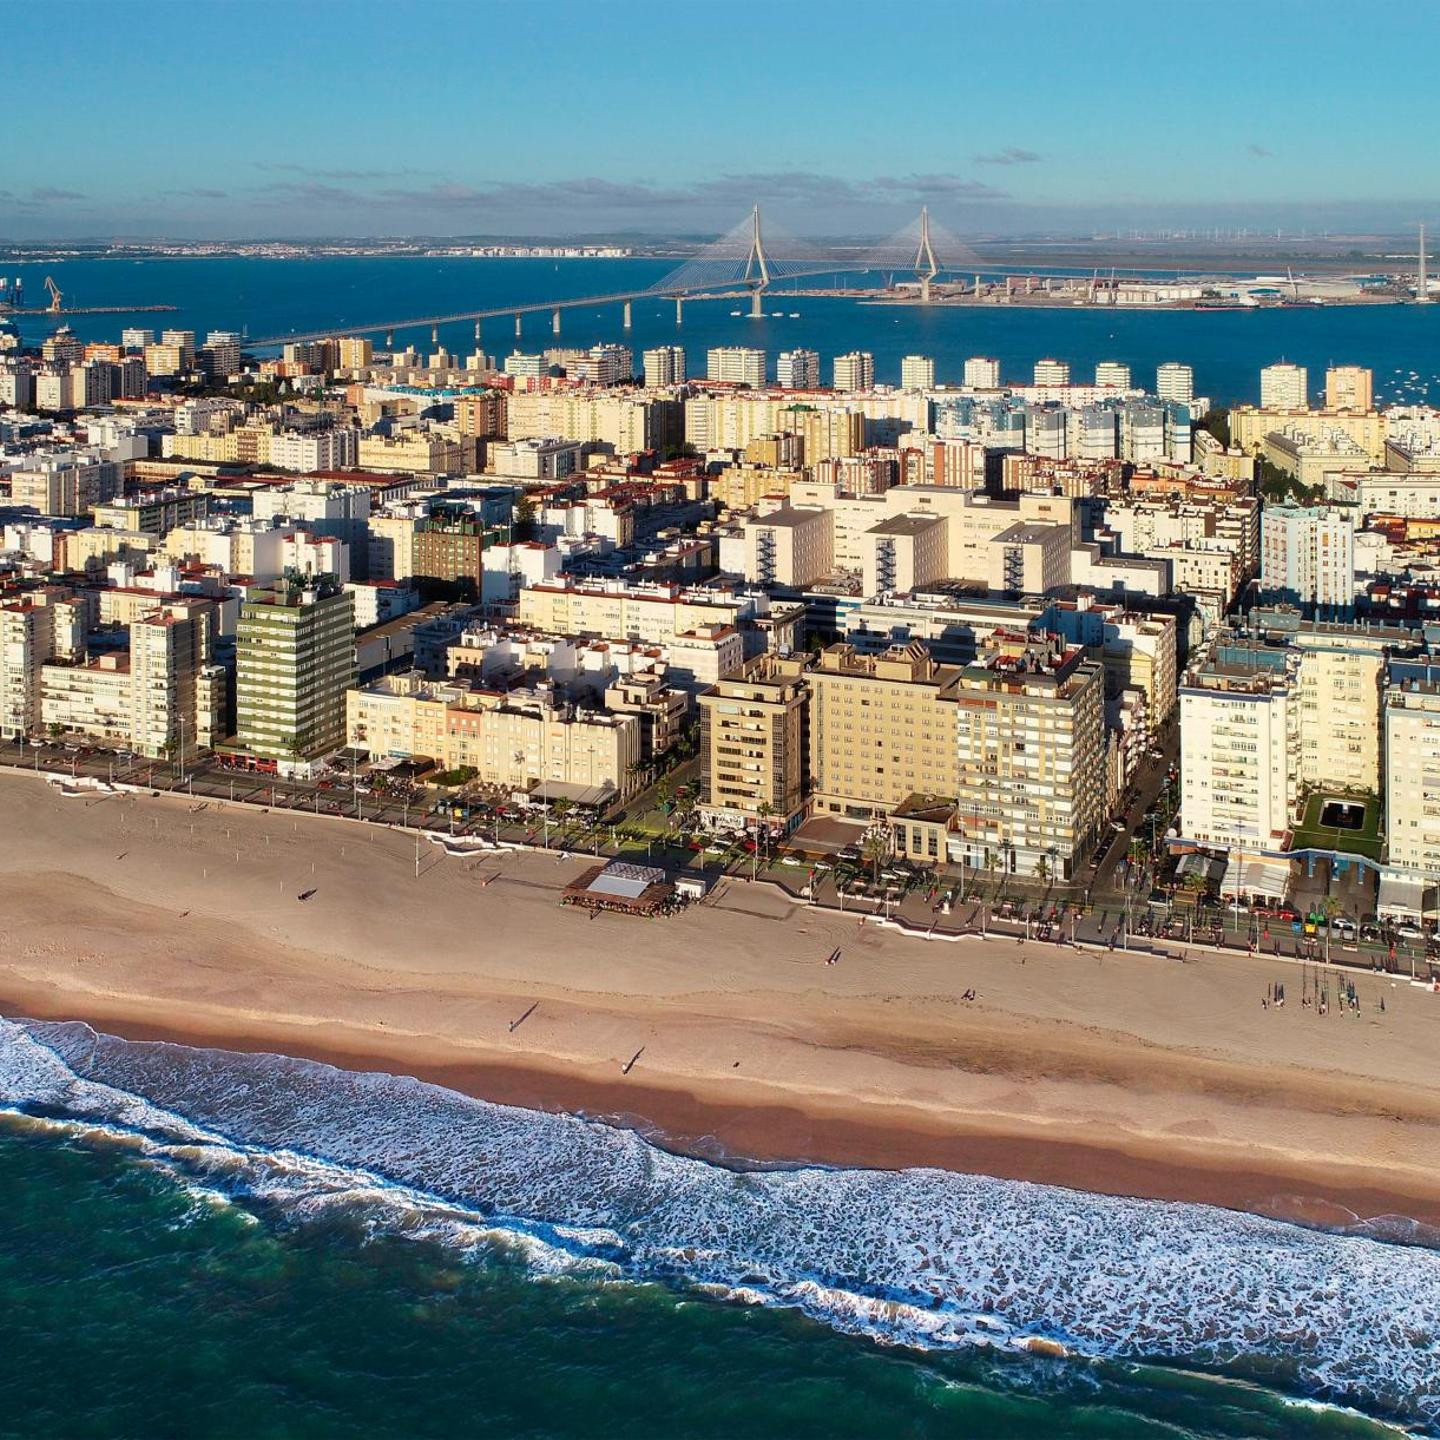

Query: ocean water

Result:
[0,1016,1432,1438]
[10,255,1440,404]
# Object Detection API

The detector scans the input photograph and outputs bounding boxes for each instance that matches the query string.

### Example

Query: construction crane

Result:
[43,276,62,313]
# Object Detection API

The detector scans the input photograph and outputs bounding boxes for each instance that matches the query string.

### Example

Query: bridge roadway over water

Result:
[246,284,749,349]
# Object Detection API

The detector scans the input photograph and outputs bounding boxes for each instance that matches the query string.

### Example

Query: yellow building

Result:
[1229,406,1387,464]
[1325,365,1373,411]
[697,654,810,831]
[808,641,960,820]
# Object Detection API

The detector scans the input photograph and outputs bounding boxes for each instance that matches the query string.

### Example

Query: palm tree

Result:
[1034,855,1049,886]
[1321,893,1341,964]
[861,821,890,883]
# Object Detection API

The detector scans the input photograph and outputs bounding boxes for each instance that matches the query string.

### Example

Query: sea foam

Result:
[0,1016,1435,1432]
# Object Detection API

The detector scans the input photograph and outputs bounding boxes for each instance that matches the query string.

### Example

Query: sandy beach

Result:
[2,769,1438,1228]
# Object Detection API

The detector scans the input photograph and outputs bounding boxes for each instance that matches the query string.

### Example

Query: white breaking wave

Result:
[0,1016,1435,1432]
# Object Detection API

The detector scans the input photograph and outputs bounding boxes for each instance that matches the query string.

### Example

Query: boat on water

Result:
[788,311,799,318]
[729,309,741,316]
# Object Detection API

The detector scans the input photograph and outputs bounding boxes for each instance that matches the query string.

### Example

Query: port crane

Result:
[43,276,62,313]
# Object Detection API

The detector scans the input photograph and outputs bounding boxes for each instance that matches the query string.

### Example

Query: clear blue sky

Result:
[7,0,1437,240]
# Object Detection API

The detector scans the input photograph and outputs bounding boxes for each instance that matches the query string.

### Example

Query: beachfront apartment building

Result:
[642,345,686,387]
[346,671,643,802]
[1326,365,1374,411]
[1179,647,1300,855]
[947,632,1106,880]
[1095,361,1132,389]
[807,641,961,821]
[236,582,356,761]
[900,355,935,391]
[1383,663,1440,877]
[34,600,224,760]
[0,589,86,740]
[1156,363,1194,403]
[697,654,810,833]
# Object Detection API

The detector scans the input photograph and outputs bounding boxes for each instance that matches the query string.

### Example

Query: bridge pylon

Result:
[744,204,771,317]
[915,206,938,303]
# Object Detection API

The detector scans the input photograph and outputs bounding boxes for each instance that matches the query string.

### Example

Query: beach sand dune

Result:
[2,772,1437,1227]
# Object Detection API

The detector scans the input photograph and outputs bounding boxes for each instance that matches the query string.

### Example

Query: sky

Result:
[6,0,1439,241]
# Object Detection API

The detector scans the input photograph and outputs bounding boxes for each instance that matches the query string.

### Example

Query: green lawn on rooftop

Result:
[1289,791,1383,862]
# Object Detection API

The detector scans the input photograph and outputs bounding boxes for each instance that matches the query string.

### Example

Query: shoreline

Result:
[3,770,1440,1235]
[6,989,1438,1237]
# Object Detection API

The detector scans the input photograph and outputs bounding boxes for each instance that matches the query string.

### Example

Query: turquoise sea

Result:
[10,254,1440,404]
[0,1017,1433,1439]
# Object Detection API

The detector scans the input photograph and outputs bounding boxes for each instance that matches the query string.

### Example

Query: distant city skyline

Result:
[10,0,1440,241]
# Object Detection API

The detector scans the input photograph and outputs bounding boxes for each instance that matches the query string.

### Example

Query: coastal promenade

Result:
[2,767,1437,1236]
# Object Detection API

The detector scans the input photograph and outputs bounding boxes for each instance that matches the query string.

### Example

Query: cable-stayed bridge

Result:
[247,204,986,348]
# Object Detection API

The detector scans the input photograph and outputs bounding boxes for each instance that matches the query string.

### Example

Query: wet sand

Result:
[2,770,1438,1228]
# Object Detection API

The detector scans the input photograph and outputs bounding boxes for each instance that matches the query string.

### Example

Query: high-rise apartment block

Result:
[1095,361,1131,389]
[1325,365,1373,411]
[963,356,1001,389]
[236,582,356,760]
[698,654,810,832]
[707,346,767,387]
[1260,362,1308,409]
[1155,362,1194,404]
[776,349,820,389]
[900,355,935,391]
[1033,358,1071,386]
[833,351,875,392]
[1259,505,1356,617]
[643,345,686,387]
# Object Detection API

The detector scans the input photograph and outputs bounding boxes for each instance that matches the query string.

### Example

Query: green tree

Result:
[861,821,890,883]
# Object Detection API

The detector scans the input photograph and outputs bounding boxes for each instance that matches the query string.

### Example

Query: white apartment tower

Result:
[1033,358,1071,386]
[1095,361,1131,389]
[776,348,820,389]
[1260,362,1308,409]
[900,355,936,391]
[1155,362,1195,404]
[963,356,1001,389]
[642,345,686,387]
[833,351,875,392]
[706,346,766,387]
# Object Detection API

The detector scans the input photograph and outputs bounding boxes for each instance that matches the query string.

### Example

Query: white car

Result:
[1395,922,1425,940]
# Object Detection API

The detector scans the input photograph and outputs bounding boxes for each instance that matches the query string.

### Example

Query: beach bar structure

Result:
[562,861,674,916]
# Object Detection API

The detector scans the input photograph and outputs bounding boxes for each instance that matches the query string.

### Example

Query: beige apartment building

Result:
[357,432,465,476]
[742,506,833,588]
[808,642,960,820]
[1384,667,1440,876]
[0,590,86,739]
[1294,634,1383,795]
[1325,365,1373,411]
[708,462,801,512]
[36,600,224,760]
[949,633,1106,879]
[347,672,641,801]
[697,654,810,832]
[515,581,746,650]
[1229,406,1387,464]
